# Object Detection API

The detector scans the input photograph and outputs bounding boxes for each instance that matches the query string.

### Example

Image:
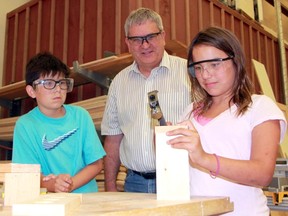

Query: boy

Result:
[12,52,106,193]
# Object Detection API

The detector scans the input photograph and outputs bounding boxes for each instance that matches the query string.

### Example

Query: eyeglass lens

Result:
[45,79,69,89]
[188,56,233,77]
[128,32,161,46]
[33,78,74,92]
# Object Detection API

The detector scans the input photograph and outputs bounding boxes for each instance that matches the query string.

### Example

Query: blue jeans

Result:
[124,170,156,193]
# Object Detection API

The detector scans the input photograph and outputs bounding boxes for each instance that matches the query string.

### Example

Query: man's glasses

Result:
[127,31,162,46]
[33,78,74,92]
[188,55,234,77]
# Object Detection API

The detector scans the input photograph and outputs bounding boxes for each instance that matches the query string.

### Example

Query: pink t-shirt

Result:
[195,114,212,126]
[180,94,287,216]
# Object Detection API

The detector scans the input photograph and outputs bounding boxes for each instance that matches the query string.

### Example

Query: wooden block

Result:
[0,163,41,206]
[4,173,40,206]
[155,126,190,200]
[12,193,82,216]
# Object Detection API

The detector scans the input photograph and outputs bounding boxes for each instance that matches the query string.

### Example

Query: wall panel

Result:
[40,0,51,52]
[212,3,222,27]
[15,11,26,82]
[2,0,288,117]
[201,0,211,28]
[3,17,15,85]
[27,4,39,62]
[188,0,200,40]
[53,0,65,58]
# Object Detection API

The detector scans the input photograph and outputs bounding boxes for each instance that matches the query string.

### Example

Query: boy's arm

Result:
[71,159,104,191]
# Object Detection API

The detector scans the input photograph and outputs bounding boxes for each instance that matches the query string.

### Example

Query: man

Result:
[101,7,191,193]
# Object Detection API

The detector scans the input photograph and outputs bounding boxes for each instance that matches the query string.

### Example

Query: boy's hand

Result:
[42,174,56,181]
[42,174,73,192]
[54,174,73,192]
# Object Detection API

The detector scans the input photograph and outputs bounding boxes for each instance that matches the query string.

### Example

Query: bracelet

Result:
[210,153,220,179]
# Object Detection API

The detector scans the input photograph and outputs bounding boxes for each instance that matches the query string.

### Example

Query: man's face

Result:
[125,20,166,72]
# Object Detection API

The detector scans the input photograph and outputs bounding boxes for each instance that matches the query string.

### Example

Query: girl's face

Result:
[192,44,235,101]
[26,73,68,117]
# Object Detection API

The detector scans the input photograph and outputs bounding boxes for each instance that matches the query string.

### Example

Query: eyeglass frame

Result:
[32,78,74,92]
[188,55,234,78]
[127,31,162,46]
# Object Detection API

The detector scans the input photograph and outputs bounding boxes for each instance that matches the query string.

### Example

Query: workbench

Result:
[1,192,233,215]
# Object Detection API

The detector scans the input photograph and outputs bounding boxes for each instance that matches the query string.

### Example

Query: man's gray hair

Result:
[124,7,164,37]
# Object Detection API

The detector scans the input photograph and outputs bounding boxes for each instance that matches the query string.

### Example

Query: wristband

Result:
[210,153,220,179]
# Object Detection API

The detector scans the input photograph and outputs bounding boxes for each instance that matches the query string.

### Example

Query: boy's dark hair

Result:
[25,52,71,86]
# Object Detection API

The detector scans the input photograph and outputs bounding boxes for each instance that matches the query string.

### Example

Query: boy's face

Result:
[26,73,68,117]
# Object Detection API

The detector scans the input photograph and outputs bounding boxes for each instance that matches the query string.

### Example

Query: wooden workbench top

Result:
[74,192,233,215]
[1,192,233,216]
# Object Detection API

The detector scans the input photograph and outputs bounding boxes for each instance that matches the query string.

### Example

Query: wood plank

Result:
[0,163,40,173]
[155,126,190,201]
[73,40,185,79]
[72,192,233,216]
[0,80,26,100]
[1,192,233,216]
[74,53,133,78]
[166,40,187,58]
[252,59,276,101]
[97,181,105,192]
[12,193,82,216]
[271,211,288,216]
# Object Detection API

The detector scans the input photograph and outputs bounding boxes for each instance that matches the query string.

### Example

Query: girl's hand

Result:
[166,120,205,163]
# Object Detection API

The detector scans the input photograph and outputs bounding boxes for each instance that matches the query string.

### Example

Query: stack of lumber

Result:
[95,164,127,192]
[0,116,19,142]
[0,95,107,142]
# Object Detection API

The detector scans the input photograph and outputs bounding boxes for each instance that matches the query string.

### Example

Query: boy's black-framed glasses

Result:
[127,31,162,46]
[32,78,74,92]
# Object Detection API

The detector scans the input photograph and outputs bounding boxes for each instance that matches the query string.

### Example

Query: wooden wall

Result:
[2,0,288,115]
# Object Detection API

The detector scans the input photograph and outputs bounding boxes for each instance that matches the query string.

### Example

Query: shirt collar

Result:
[130,51,170,75]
